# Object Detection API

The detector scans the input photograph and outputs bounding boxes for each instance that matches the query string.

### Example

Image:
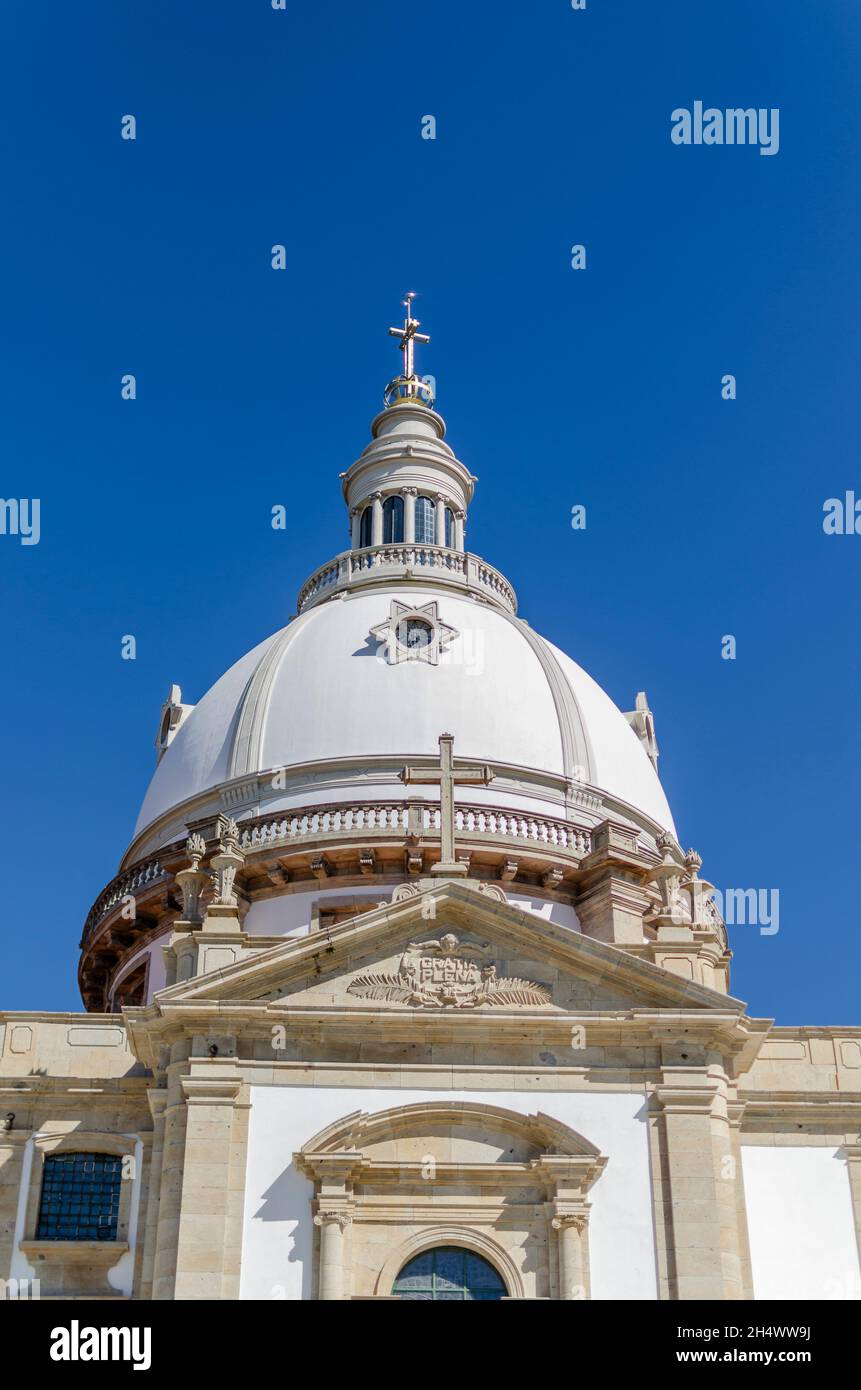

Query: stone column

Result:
[403,487,417,543]
[552,1210,589,1300]
[434,493,447,546]
[454,509,465,551]
[314,1209,352,1300]
[371,492,383,546]
[350,509,360,549]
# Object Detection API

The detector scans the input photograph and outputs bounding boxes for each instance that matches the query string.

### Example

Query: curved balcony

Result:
[296,545,517,615]
[237,800,590,859]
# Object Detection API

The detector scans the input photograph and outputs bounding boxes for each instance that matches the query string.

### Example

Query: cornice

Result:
[738,1090,861,1125]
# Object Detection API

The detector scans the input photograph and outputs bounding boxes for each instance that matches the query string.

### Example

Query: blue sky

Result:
[2,0,859,1021]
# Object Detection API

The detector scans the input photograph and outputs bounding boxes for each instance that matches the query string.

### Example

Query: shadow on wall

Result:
[252,1161,313,1300]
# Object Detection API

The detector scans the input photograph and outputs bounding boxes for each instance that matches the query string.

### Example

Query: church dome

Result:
[131,587,675,855]
[81,299,685,1014]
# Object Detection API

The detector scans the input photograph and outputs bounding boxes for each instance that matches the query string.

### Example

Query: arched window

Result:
[392,1245,507,1301]
[358,505,373,549]
[36,1152,123,1242]
[382,494,404,544]
[415,495,436,545]
[444,507,455,548]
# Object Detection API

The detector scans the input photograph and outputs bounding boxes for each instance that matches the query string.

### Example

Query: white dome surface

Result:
[134,587,675,842]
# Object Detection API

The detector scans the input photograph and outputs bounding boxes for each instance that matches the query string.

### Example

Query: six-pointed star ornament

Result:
[369,599,460,666]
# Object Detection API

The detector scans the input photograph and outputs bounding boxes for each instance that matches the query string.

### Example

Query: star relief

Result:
[369,599,459,666]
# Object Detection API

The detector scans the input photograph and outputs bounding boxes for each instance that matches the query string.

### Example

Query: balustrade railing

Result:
[82,801,591,944]
[296,545,517,614]
[82,858,166,943]
[237,800,590,856]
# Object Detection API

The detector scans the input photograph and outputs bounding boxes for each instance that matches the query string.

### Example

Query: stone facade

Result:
[3,880,860,1300]
[5,326,859,1301]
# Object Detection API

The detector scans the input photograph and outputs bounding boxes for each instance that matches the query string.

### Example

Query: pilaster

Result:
[843,1145,861,1273]
[172,1072,249,1301]
[653,1064,748,1300]
[138,1090,167,1300]
[0,1129,27,1281]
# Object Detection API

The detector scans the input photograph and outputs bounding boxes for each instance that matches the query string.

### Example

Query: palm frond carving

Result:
[480,978,551,1007]
[347,972,413,1003]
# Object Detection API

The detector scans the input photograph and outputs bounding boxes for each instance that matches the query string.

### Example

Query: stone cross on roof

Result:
[400,733,493,876]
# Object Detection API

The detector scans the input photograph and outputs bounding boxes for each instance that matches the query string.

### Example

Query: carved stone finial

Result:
[174,832,211,925]
[624,691,659,770]
[186,833,206,871]
[219,817,240,853]
[209,818,245,909]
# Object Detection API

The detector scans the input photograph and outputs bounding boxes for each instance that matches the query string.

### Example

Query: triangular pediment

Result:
[150,882,746,1018]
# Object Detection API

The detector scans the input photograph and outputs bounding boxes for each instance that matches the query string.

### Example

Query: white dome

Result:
[131,585,675,852]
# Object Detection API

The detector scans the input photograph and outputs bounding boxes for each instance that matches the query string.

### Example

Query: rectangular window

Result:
[35,1153,122,1242]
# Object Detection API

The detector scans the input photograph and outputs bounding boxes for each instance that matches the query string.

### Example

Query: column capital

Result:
[551,1210,589,1233]
[180,1076,243,1105]
[314,1208,353,1231]
[653,1084,718,1115]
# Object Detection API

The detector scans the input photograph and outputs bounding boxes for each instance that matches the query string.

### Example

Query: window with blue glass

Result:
[35,1152,123,1242]
[415,495,436,544]
[392,1246,506,1301]
[358,505,372,548]
[382,494,404,543]
[444,506,455,548]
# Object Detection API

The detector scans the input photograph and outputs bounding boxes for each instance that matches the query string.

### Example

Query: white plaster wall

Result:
[243,887,392,939]
[742,1146,861,1300]
[240,1085,656,1301]
[242,889,579,942]
[113,936,168,1008]
[505,893,580,930]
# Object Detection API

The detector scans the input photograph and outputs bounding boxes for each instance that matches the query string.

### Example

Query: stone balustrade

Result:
[81,801,591,945]
[81,857,167,944]
[296,545,517,614]
[238,800,590,857]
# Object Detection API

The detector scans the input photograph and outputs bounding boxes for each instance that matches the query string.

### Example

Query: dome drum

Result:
[78,794,684,1012]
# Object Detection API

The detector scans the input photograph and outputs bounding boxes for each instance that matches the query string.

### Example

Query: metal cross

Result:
[400,733,493,875]
[388,292,430,379]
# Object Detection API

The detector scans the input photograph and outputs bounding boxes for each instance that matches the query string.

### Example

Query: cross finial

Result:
[388,292,430,379]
